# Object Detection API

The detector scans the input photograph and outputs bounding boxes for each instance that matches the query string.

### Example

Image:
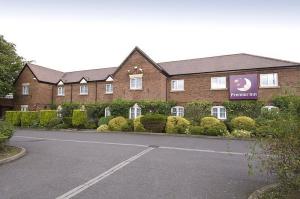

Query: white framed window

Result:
[211,77,227,90]
[171,80,184,91]
[22,83,29,95]
[105,107,111,117]
[80,84,88,95]
[21,105,28,112]
[129,103,141,119]
[57,86,64,96]
[211,106,227,120]
[260,73,278,88]
[105,84,113,94]
[262,105,279,112]
[130,77,142,90]
[171,106,184,117]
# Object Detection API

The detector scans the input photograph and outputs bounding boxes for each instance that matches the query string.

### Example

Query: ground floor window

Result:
[129,104,141,119]
[105,107,111,117]
[171,106,184,117]
[21,105,28,112]
[211,106,226,120]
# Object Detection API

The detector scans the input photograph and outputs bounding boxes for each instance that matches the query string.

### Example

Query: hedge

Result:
[21,111,39,127]
[5,111,21,126]
[39,110,57,127]
[61,102,80,117]
[72,110,87,128]
[200,117,227,136]
[231,116,256,131]
[185,101,212,124]
[140,114,167,133]
[134,116,145,132]
[165,116,190,134]
[223,100,264,119]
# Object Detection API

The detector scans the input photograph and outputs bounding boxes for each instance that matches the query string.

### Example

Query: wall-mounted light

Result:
[33,77,37,80]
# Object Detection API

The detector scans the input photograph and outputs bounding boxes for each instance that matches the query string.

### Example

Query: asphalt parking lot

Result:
[0,130,273,199]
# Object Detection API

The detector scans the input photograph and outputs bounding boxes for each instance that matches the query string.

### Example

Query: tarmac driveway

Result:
[0,129,273,199]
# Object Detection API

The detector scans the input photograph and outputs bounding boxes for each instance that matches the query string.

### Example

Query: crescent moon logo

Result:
[237,78,252,91]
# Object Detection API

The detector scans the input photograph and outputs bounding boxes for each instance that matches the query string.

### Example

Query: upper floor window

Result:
[171,106,184,117]
[171,80,184,91]
[105,107,111,117]
[260,73,278,88]
[21,105,28,112]
[80,85,88,95]
[129,103,141,119]
[130,77,142,90]
[105,84,113,94]
[211,106,227,120]
[22,83,29,95]
[57,86,64,96]
[211,77,226,90]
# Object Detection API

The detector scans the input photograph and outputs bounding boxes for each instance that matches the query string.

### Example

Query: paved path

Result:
[0,130,273,199]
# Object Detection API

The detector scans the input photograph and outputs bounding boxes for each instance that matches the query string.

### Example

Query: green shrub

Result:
[231,116,256,131]
[110,99,135,118]
[61,103,80,117]
[85,103,109,123]
[185,101,212,124]
[108,116,128,131]
[121,119,134,132]
[189,126,203,135]
[47,118,63,128]
[134,116,145,132]
[21,111,39,127]
[39,110,57,127]
[72,110,88,128]
[54,123,70,129]
[260,107,280,120]
[97,124,109,132]
[272,95,300,117]
[223,100,264,119]
[229,129,252,138]
[98,116,114,126]
[140,114,167,133]
[0,134,8,150]
[255,125,277,137]
[5,111,21,126]
[62,117,72,128]
[200,117,228,136]
[165,116,190,134]
[0,121,14,139]
[85,120,97,129]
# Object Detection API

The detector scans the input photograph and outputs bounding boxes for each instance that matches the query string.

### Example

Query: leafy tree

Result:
[0,35,24,96]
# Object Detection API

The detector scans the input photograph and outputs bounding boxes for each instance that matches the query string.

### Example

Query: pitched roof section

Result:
[27,63,64,83]
[158,53,299,75]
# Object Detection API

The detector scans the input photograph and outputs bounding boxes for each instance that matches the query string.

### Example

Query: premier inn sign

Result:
[229,74,258,100]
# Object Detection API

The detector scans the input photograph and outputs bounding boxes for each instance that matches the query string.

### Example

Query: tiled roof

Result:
[27,63,64,84]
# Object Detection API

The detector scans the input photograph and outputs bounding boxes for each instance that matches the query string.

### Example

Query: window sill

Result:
[130,89,143,91]
[210,88,227,91]
[170,90,184,92]
[22,94,29,96]
[105,92,113,95]
[57,95,65,97]
[79,93,89,95]
[259,86,280,89]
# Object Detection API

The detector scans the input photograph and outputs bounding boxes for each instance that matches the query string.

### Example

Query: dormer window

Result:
[57,81,64,96]
[129,74,143,90]
[80,78,88,95]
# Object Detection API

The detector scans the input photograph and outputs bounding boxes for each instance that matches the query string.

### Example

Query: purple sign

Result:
[230,74,258,100]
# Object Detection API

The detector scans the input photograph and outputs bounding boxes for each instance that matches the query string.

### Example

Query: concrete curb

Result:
[248,183,279,199]
[0,146,26,165]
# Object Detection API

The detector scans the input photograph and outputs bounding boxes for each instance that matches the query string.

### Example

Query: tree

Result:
[0,35,24,96]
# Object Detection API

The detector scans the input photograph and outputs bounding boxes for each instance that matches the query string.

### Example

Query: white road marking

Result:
[55,147,154,199]
[159,146,246,155]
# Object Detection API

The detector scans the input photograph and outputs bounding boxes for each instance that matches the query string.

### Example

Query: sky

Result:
[0,0,300,72]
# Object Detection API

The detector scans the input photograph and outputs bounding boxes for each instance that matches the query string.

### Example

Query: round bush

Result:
[140,114,167,133]
[230,129,252,138]
[231,116,256,131]
[189,126,203,135]
[98,116,114,126]
[134,116,145,132]
[200,117,220,128]
[165,116,190,134]
[97,124,109,132]
[108,116,128,131]
[200,117,228,136]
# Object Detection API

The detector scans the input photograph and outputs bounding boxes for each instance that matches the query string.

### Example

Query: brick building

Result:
[9,47,300,119]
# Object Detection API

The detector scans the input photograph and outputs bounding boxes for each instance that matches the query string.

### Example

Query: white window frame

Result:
[22,83,29,95]
[21,105,28,112]
[262,105,278,111]
[105,107,111,117]
[211,77,227,90]
[105,84,113,94]
[80,84,88,95]
[260,73,278,88]
[171,80,184,91]
[130,77,142,90]
[211,106,227,120]
[57,86,65,96]
[129,104,141,119]
[171,106,184,117]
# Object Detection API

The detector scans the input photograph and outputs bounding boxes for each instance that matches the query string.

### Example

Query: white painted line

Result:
[14,135,148,148]
[55,147,154,199]
[159,146,246,155]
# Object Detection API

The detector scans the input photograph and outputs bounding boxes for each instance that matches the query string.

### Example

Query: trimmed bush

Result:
[231,116,256,131]
[223,100,264,119]
[5,111,21,126]
[98,116,114,126]
[134,116,145,132]
[165,116,190,134]
[189,126,203,135]
[72,110,88,128]
[61,103,80,117]
[108,116,128,131]
[140,114,167,133]
[200,117,227,136]
[0,121,14,139]
[185,101,212,124]
[229,129,252,138]
[21,111,39,127]
[39,110,57,127]
[97,124,109,132]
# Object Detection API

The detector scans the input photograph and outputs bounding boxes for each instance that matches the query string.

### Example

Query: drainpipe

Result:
[70,84,73,103]
[95,81,98,102]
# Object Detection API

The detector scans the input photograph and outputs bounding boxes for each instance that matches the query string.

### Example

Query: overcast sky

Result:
[1,0,300,71]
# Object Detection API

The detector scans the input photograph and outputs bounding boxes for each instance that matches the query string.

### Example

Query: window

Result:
[22,83,29,95]
[260,73,278,88]
[80,85,88,95]
[211,77,226,90]
[105,107,111,117]
[105,84,113,94]
[211,106,227,120]
[171,80,184,91]
[171,106,184,117]
[129,104,141,119]
[262,105,279,112]
[21,105,28,112]
[130,77,142,90]
[57,86,64,96]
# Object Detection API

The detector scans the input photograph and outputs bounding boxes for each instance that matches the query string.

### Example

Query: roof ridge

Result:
[27,63,64,73]
[64,66,118,74]
[240,53,300,65]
